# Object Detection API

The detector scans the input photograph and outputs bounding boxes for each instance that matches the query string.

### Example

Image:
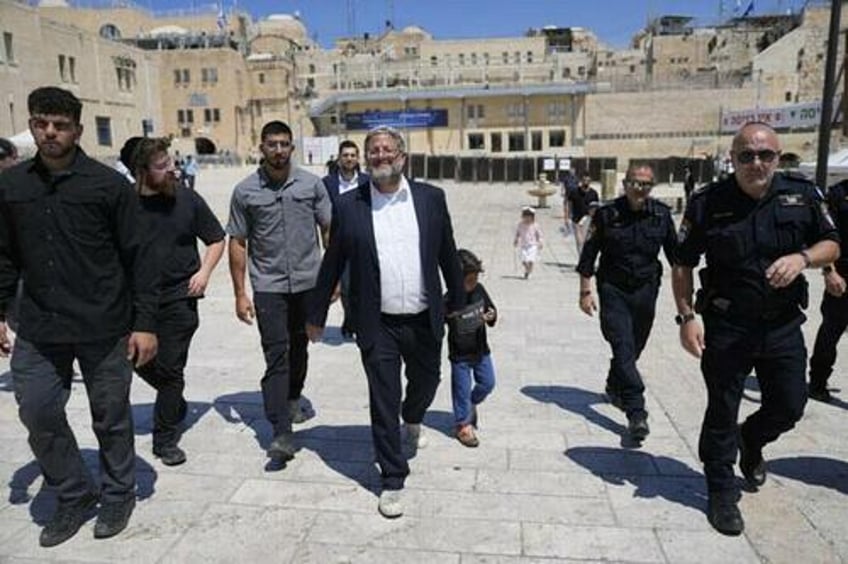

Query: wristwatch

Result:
[675,312,696,326]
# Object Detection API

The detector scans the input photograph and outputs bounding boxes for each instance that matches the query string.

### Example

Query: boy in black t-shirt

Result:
[446,249,497,447]
[132,138,226,465]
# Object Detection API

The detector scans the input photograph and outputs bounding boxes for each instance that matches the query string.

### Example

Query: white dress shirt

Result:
[371,177,427,314]
[338,170,360,195]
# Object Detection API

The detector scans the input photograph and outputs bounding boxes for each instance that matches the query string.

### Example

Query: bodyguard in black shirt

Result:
[0,87,158,546]
[577,165,677,442]
[672,122,839,536]
[132,138,225,466]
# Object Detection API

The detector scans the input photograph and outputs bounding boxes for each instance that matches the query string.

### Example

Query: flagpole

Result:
[816,0,842,189]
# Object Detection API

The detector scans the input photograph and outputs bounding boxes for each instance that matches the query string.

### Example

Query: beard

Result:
[148,175,179,198]
[369,160,404,186]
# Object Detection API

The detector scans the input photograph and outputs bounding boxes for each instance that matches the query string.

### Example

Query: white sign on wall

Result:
[302,136,340,166]
[720,101,823,133]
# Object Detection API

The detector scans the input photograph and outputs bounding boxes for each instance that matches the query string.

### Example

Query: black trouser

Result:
[12,336,135,504]
[809,291,848,390]
[700,312,807,497]
[135,299,199,449]
[598,279,659,417]
[340,265,354,332]
[254,291,309,437]
[359,311,441,491]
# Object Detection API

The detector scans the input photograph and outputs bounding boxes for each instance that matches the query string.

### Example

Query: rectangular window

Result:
[202,67,218,84]
[477,105,484,119]
[430,55,438,66]
[177,109,185,123]
[471,53,477,65]
[458,53,465,66]
[213,108,220,122]
[186,109,194,124]
[531,131,542,151]
[69,57,76,83]
[468,133,484,150]
[3,32,13,63]
[549,129,566,147]
[467,105,475,119]
[95,116,112,147]
[204,108,212,123]
[483,53,490,65]
[59,55,66,81]
[490,132,502,153]
[527,51,533,63]
[508,132,525,152]
[174,69,182,84]
[180,127,191,138]
[182,68,190,83]
[513,51,520,64]
[258,72,265,84]
[502,51,508,64]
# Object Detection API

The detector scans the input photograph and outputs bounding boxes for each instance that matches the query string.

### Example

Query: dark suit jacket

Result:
[308,178,464,349]
[322,171,370,207]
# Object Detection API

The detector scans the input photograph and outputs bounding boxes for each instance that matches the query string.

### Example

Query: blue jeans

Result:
[451,354,496,425]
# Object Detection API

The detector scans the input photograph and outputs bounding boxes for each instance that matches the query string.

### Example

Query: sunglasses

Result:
[736,149,778,164]
[626,180,655,190]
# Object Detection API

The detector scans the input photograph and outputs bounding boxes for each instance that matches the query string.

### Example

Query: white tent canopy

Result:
[8,129,36,157]
[798,148,848,176]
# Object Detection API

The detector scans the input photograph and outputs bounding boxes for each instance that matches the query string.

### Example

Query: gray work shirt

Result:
[227,166,331,294]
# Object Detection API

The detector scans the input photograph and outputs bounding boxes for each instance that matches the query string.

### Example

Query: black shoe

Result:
[627,412,650,441]
[605,385,624,411]
[738,430,766,488]
[153,444,187,466]
[93,497,135,539]
[39,491,99,548]
[268,433,296,461]
[808,385,833,403]
[707,495,744,536]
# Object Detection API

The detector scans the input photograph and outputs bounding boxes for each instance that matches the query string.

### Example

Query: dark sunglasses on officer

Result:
[625,179,655,191]
[735,149,779,164]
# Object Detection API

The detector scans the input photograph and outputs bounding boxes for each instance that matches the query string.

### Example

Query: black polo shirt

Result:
[0,149,159,343]
[826,180,848,277]
[138,187,225,304]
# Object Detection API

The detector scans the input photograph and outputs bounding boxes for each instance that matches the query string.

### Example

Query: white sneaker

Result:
[378,490,404,519]
[403,422,428,449]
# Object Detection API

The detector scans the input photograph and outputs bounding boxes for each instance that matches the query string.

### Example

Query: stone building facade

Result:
[0,0,843,168]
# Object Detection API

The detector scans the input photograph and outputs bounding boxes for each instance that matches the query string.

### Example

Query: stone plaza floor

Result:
[0,166,846,563]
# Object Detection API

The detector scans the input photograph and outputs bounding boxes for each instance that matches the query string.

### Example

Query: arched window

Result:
[99,24,121,40]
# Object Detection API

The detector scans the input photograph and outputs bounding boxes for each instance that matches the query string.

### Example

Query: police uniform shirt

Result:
[576,196,677,286]
[826,180,848,277]
[677,172,839,315]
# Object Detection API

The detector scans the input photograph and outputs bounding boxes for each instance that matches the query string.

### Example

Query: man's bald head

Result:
[732,122,780,153]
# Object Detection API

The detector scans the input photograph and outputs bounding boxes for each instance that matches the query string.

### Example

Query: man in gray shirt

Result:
[227,120,331,463]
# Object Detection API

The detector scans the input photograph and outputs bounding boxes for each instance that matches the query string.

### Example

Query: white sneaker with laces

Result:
[403,422,428,449]
[378,490,404,519]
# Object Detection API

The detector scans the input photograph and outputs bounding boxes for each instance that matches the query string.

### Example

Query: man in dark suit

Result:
[307,126,464,519]
[322,140,369,338]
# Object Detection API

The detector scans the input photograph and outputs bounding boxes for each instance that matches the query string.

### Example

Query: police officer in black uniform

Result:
[808,179,848,403]
[577,164,677,442]
[672,122,839,536]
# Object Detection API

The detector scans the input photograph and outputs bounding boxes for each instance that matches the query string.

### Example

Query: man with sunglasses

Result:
[672,122,839,536]
[577,164,677,443]
[227,120,331,463]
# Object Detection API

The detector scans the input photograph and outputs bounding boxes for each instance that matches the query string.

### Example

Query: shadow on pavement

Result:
[213,391,271,449]
[0,370,11,392]
[769,455,848,495]
[8,450,157,525]
[566,446,707,512]
[522,384,639,447]
[423,409,457,439]
[131,400,212,437]
[297,424,380,493]
[318,325,355,347]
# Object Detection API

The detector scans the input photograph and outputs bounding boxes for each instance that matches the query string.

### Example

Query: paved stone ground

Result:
[0,166,846,563]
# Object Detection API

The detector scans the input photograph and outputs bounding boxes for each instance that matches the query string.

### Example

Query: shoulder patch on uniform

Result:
[778,193,805,206]
[781,170,815,183]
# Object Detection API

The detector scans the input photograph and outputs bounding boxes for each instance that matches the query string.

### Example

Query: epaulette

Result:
[780,170,815,184]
